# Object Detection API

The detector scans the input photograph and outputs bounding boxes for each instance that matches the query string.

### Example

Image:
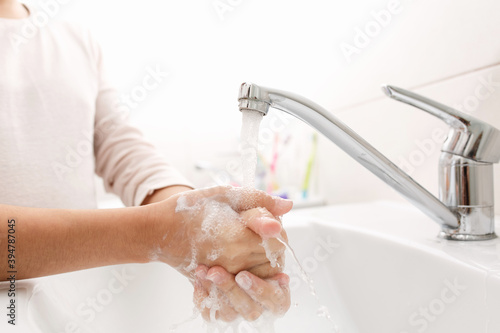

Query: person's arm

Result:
[0,203,151,281]
[0,186,292,281]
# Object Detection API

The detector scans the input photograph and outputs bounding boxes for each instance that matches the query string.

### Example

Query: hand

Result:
[149,186,292,279]
[194,265,291,322]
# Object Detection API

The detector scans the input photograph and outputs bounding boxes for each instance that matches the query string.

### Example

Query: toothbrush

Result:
[301,132,318,198]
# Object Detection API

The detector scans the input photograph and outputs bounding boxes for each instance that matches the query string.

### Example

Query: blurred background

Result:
[24,0,500,210]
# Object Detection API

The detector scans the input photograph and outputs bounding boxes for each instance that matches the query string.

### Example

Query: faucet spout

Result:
[238,82,460,232]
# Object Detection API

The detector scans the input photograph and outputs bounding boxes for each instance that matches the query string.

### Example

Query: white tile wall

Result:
[86,0,500,210]
[320,0,500,111]
[317,64,500,212]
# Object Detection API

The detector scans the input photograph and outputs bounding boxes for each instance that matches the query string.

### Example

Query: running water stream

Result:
[171,110,338,332]
[240,110,339,332]
[240,110,264,189]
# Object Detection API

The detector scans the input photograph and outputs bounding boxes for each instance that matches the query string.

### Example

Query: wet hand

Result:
[150,186,292,279]
[194,265,291,322]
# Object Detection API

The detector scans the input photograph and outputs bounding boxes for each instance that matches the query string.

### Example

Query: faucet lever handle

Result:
[383,85,500,163]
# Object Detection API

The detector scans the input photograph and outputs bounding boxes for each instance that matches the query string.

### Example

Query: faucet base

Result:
[438,231,497,241]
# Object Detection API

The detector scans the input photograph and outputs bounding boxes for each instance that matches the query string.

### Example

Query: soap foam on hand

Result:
[174,192,246,274]
[169,188,283,333]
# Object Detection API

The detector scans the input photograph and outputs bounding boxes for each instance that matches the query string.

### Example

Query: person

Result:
[0,0,291,324]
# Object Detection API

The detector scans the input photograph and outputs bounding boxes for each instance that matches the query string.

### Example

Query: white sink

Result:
[283,202,500,333]
[1,201,499,333]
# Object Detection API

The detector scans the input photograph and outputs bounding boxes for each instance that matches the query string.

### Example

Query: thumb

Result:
[189,186,293,217]
[240,207,283,238]
[230,188,293,217]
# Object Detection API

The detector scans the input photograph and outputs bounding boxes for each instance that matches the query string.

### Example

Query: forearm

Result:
[0,184,191,281]
[0,204,154,281]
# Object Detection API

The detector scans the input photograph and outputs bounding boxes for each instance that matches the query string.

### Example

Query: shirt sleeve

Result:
[89,32,193,207]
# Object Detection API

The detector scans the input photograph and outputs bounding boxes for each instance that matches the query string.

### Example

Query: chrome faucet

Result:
[238,83,500,241]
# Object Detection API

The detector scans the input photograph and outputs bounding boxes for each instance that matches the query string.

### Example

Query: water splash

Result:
[277,236,339,332]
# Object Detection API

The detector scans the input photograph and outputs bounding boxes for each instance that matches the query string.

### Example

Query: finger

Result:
[193,278,211,321]
[228,188,293,217]
[240,207,283,238]
[220,238,286,277]
[218,302,239,322]
[177,186,293,217]
[235,271,291,316]
[194,265,215,321]
[195,265,239,322]
[194,266,209,308]
[246,255,285,279]
[195,265,209,283]
[237,209,286,256]
[264,273,291,315]
[193,279,208,307]
[206,266,263,321]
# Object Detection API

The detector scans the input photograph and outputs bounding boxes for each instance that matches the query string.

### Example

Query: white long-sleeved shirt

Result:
[0,8,192,209]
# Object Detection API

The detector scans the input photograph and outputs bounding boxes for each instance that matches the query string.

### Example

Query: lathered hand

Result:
[194,265,291,322]
[148,186,292,279]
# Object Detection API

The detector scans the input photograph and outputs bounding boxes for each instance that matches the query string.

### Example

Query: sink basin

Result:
[284,202,500,333]
[1,201,499,333]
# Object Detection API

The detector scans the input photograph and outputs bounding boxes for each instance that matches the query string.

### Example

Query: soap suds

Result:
[174,194,245,274]
[260,239,280,268]
[149,245,162,261]
[185,244,198,273]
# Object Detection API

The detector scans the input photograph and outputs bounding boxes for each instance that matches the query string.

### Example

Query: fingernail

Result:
[256,216,277,223]
[195,266,207,280]
[257,217,282,238]
[278,275,290,287]
[248,311,261,321]
[206,271,223,284]
[275,198,293,211]
[235,273,252,290]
